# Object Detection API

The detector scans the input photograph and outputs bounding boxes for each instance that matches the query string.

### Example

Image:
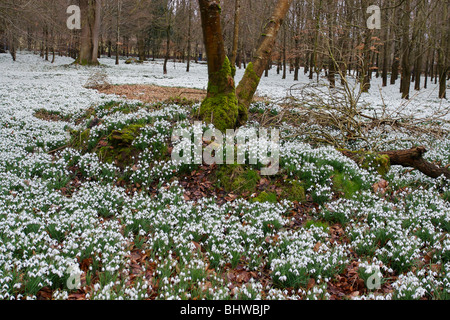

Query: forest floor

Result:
[0,52,449,301]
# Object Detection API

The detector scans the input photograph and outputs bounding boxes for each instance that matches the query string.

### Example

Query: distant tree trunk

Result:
[138,34,146,61]
[44,26,49,61]
[186,0,192,72]
[391,47,400,85]
[424,48,429,89]
[360,28,372,92]
[326,0,335,88]
[8,29,16,62]
[381,1,390,88]
[414,48,422,91]
[230,0,240,76]
[437,1,448,99]
[116,0,121,65]
[163,25,170,74]
[400,0,411,99]
[310,0,323,81]
[77,0,101,65]
[282,26,287,80]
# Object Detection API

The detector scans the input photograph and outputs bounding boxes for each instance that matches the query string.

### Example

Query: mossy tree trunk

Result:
[198,0,238,131]
[340,146,450,180]
[197,0,293,131]
[76,0,101,66]
[235,0,294,124]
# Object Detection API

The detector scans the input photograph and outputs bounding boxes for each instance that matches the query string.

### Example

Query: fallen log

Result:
[340,146,450,180]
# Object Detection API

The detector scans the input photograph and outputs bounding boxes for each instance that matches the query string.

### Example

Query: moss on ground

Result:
[98,124,144,167]
[332,172,362,199]
[304,219,330,232]
[282,180,306,202]
[69,129,91,152]
[214,164,260,193]
[251,191,278,203]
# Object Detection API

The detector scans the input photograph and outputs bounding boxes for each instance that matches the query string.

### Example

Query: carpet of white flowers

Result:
[0,53,449,300]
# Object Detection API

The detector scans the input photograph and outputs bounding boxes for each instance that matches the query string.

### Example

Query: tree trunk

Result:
[230,0,240,76]
[186,0,192,72]
[360,28,372,92]
[138,34,146,62]
[400,0,411,99]
[437,1,448,99]
[414,47,422,91]
[77,0,101,65]
[163,25,170,74]
[197,0,293,130]
[197,0,239,131]
[116,0,121,65]
[341,147,450,180]
[235,0,294,122]
[8,29,16,62]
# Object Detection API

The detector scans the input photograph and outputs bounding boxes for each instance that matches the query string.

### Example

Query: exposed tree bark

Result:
[282,25,287,80]
[137,33,146,62]
[437,0,448,99]
[230,0,240,75]
[197,0,293,130]
[400,0,411,99]
[341,146,450,180]
[8,29,16,62]
[381,0,390,87]
[186,0,192,72]
[77,0,101,65]
[115,0,121,65]
[235,0,294,122]
[197,0,238,131]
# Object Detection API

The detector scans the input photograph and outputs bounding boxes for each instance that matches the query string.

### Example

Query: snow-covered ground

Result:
[2,52,447,120]
[0,52,449,301]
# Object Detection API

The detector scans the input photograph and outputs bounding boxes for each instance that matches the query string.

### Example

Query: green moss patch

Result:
[282,180,306,203]
[251,191,278,203]
[214,164,260,194]
[98,124,144,168]
[332,172,362,199]
[304,219,330,232]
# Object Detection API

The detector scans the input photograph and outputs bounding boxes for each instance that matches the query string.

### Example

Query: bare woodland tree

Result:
[0,0,447,99]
